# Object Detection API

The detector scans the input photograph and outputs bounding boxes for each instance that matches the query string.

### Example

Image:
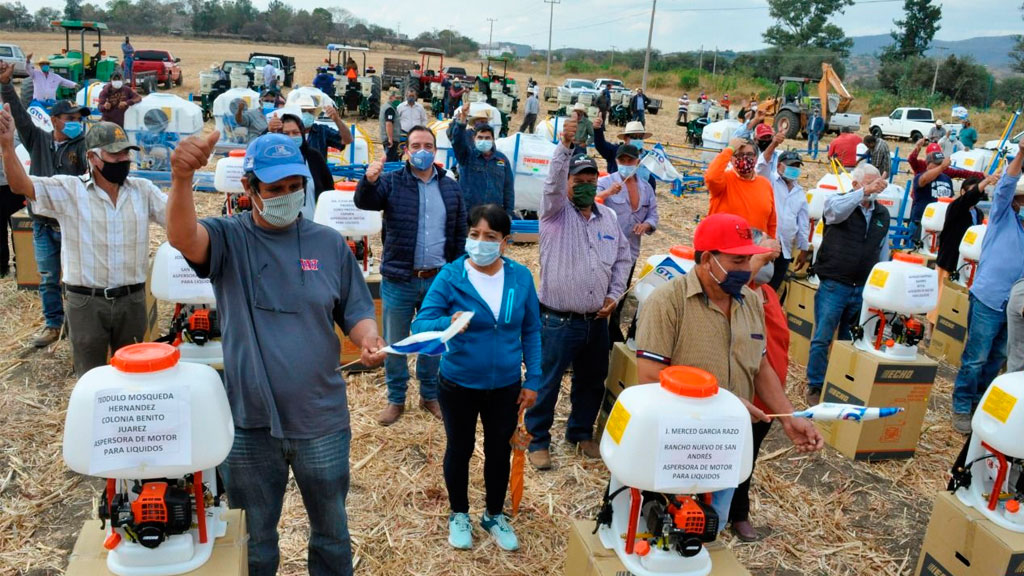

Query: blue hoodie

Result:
[411,255,542,391]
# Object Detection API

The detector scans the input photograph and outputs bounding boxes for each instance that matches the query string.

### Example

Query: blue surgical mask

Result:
[475,139,493,153]
[41,65,50,73]
[262,103,275,114]
[465,238,502,267]
[782,165,801,180]
[289,135,304,148]
[301,112,315,128]
[618,165,637,180]
[712,255,751,298]
[410,149,435,171]
[62,121,83,139]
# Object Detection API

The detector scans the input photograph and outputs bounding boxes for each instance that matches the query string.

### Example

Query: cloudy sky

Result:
[19,0,1015,53]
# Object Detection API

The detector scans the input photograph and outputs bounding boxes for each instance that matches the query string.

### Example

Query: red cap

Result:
[926,143,942,155]
[660,366,719,398]
[111,343,180,373]
[694,213,772,256]
[754,123,774,139]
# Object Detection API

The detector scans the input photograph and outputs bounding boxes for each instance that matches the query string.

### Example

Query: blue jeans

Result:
[381,276,440,405]
[33,220,63,329]
[123,58,133,80]
[710,488,735,534]
[220,427,353,576]
[633,109,646,124]
[952,294,1009,414]
[807,135,820,159]
[806,279,863,390]
[525,311,609,451]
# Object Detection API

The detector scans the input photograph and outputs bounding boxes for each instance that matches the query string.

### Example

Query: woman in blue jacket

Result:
[411,203,542,553]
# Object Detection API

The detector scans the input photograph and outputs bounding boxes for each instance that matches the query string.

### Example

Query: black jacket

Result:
[816,203,891,286]
[936,188,986,274]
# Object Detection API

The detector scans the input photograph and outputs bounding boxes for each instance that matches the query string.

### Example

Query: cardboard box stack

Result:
[785,278,817,366]
[563,519,750,576]
[928,280,970,368]
[336,273,382,370]
[11,209,39,289]
[817,341,937,461]
[915,492,1024,576]
[595,342,638,437]
[66,509,247,576]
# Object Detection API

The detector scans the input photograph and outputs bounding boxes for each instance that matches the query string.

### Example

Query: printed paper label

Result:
[654,418,745,490]
[982,386,1017,424]
[90,387,192,475]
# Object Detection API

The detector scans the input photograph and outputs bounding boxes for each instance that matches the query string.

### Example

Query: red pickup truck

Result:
[132,49,183,89]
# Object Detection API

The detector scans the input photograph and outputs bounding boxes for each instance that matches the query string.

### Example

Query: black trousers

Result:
[438,376,521,516]
[768,255,791,294]
[0,185,22,274]
[728,419,772,523]
[519,113,537,134]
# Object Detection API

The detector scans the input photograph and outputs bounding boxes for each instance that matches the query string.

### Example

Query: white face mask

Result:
[111,80,123,89]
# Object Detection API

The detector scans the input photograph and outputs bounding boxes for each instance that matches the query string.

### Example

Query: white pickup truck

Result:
[869,107,939,141]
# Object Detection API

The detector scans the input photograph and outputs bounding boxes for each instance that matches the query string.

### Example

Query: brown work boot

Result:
[377,403,405,426]
[731,520,759,542]
[32,326,61,348]
[804,387,821,407]
[528,449,552,471]
[574,439,601,459]
[419,399,442,420]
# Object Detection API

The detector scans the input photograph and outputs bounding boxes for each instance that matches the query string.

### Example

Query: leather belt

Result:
[65,283,146,300]
[540,304,600,322]
[412,268,440,279]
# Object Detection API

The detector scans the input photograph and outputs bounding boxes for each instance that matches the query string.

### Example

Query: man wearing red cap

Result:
[909,142,953,243]
[635,213,823,533]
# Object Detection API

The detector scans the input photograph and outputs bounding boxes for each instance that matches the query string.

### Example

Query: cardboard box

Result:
[928,280,970,368]
[66,509,247,576]
[915,491,1024,576]
[337,273,382,371]
[564,519,750,576]
[595,342,638,437]
[817,341,937,461]
[785,279,817,366]
[11,209,40,289]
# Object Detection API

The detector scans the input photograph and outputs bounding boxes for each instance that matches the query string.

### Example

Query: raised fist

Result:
[365,158,384,183]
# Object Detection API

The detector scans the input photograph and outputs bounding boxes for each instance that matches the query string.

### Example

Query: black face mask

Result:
[756,139,771,152]
[98,159,131,185]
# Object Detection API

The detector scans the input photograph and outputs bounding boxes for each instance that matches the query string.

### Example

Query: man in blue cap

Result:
[166,131,387,576]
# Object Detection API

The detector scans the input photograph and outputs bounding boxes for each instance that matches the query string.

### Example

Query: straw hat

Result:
[572,102,587,112]
[618,121,652,140]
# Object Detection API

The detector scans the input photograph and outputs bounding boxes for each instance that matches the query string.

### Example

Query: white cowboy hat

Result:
[619,120,652,140]
[572,102,587,112]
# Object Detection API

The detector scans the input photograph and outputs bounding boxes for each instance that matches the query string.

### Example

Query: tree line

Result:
[0,0,479,55]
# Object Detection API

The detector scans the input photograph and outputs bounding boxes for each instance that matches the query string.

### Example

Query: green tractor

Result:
[47,20,119,100]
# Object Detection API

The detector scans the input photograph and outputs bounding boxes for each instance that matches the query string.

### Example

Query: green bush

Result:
[677,69,700,90]
[564,59,593,75]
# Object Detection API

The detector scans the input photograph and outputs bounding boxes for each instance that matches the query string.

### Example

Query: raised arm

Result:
[167,131,220,266]
[917,157,951,187]
[449,105,472,165]
[541,117,577,220]
[0,104,35,200]
[0,63,40,149]
[705,142,736,198]
[354,159,389,211]
[324,104,353,148]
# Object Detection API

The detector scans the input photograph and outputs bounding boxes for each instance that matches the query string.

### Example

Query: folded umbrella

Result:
[381,312,475,356]
[768,402,904,422]
[509,411,531,516]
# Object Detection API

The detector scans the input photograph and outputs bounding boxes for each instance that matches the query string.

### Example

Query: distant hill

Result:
[848,34,1019,78]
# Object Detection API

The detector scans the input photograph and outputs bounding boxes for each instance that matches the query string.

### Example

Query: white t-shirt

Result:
[465,260,505,321]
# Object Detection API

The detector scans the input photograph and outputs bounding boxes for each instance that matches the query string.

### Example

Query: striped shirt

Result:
[31,174,168,288]
[539,144,631,314]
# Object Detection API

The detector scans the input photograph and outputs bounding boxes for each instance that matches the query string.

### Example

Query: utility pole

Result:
[610,45,616,67]
[698,44,703,84]
[544,0,559,81]
[930,47,949,97]
[487,18,497,55]
[641,0,657,91]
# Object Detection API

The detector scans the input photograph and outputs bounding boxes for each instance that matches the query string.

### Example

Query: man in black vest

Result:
[805,164,890,405]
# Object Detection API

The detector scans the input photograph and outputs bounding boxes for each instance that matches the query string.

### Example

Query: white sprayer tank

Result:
[600,366,753,494]
[324,124,373,166]
[76,81,105,116]
[314,181,383,237]
[495,132,557,213]
[862,253,938,315]
[806,172,853,221]
[213,149,246,194]
[123,94,204,172]
[151,243,215,306]
[951,149,994,174]
[958,372,1024,532]
[922,197,953,233]
[700,119,742,151]
[62,343,234,480]
[959,223,986,262]
[875,183,905,220]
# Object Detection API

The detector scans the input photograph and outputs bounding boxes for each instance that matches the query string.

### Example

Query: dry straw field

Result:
[0,31,996,576]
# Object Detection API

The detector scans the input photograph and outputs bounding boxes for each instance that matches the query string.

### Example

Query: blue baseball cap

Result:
[243,134,311,183]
